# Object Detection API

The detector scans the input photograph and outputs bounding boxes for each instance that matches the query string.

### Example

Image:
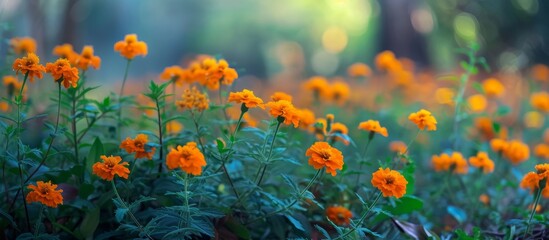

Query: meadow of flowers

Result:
[2,34,549,239]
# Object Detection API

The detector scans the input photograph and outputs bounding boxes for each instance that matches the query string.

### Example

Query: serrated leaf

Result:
[114,208,128,223]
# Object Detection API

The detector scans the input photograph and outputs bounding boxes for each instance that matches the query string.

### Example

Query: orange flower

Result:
[347,62,371,77]
[535,143,549,160]
[520,172,541,193]
[502,140,530,165]
[3,75,24,96]
[482,78,504,98]
[468,152,495,174]
[371,168,408,198]
[166,142,206,175]
[45,58,79,88]
[75,46,101,70]
[92,155,130,181]
[26,181,63,208]
[329,122,350,145]
[474,117,495,140]
[490,138,508,153]
[479,194,490,205]
[160,66,187,86]
[303,76,330,100]
[297,108,316,129]
[176,87,210,112]
[358,120,388,137]
[432,152,469,174]
[467,94,487,112]
[271,91,293,102]
[228,89,265,109]
[10,37,36,54]
[408,109,437,131]
[375,50,402,72]
[326,206,353,226]
[389,141,407,154]
[435,88,455,105]
[197,58,238,90]
[12,53,46,82]
[330,81,350,104]
[531,64,549,82]
[535,163,549,179]
[306,142,344,176]
[0,102,8,112]
[114,34,148,59]
[266,100,300,128]
[120,134,156,160]
[52,43,77,64]
[390,69,413,87]
[530,92,549,112]
[166,121,183,135]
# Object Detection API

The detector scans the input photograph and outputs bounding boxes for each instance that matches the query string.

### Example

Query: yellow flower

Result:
[347,62,371,77]
[176,87,210,112]
[467,94,487,112]
[524,111,544,129]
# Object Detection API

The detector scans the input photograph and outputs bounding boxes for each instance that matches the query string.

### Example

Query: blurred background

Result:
[0,0,548,83]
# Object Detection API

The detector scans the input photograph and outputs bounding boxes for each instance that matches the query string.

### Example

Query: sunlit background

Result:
[1,0,547,83]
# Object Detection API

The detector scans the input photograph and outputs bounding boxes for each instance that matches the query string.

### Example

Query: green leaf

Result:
[225,219,250,240]
[77,207,100,239]
[285,215,305,232]
[472,82,484,94]
[496,105,511,116]
[374,195,423,223]
[492,122,501,134]
[115,208,128,223]
[314,225,331,239]
[402,161,416,194]
[447,205,467,223]
[86,138,104,180]
[0,208,18,230]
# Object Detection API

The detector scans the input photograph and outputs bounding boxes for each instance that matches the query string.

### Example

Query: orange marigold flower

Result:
[474,117,496,140]
[228,89,265,109]
[435,88,455,106]
[408,109,437,131]
[10,37,36,54]
[358,120,388,137]
[266,100,300,127]
[176,87,210,112]
[479,194,490,205]
[389,141,407,154]
[75,46,101,70]
[482,78,504,98]
[347,62,371,77]
[297,108,316,129]
[432,152,469,174]
[375,50,402,72]
[535,143,549,160]
[166,142,207,175]
[520,172,541,193]
[46,58,79,88]
[530,92,549,113]
[271,91,293,102]
[531,64,549,82]
[160,66,187,86]
[535,163,549,179]
[114,34,148,59]
[326,206,353,226]
[3,75,24,96]
[330,80,350,104]
[166,121,183,135]
[389,69,413,87]
[371,168,408,198]
[303,76,330,100]
[329,122,350,145]
[490,138,508,153]
[26,181,63,208]
[469,152,495,174]
[198,58,238,90]
[52,43,77,64]
[502,140,530,165]
[92,155,130,181]
[467,94,487,113]
[0,102,8,112]
[306,142,344,176]
[120,134,156,160]
[12,52,46,82]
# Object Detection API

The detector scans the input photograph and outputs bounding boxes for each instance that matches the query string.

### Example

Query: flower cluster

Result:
[520,164,549,198]
[303,76,350,104]
[176,87,210,112]
[431,152,469,174]
[166,142,207,175]
[114,34,148,59]
[490,139,530,165]
[120,134,156,160]
[45,58,80,88]
[468,152,495,174]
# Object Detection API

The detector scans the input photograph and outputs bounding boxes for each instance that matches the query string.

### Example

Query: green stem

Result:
[111,180,153,240]
[256,120,282,186]
[524,186,544,238]
[355,133,373,188]
[33,204,45,236]
[15,72,30,230]
[117,59,132,140]
[155,98,164,175]
[334,191,383,240]
[246,169,322,225]
[191,111,206,156]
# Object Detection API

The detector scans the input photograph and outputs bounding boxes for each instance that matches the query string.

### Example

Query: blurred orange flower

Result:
[177,87,210,112]
[0,102,8,112]
[120,134,156,160]
[502,140,530,165]
[389,141,407,154]
[408,109,437,131]
[297,108,316,129]
[490,138,508,153]
[306,142,344,176]
[228,89,265,109]
[75,46,101,70]
[304,76,330,100]
[46,58,79,88]
[347,62,371,77]
[160,66,187,86]
[3,75,25,96]
[92,155,130,181]
[371,167,408,198]
[166,142,206,175]
[166,121,183,135]
[326,206,353,226]
[330,81,350,104]
[271,91,293,102]
[530,92,549,112]
[535,143,549,160]
[520,172,541,193]
[329,122,350,145]
[435,88,455,105]
[479,194,490,205]
[432,152,468,174]
[266,100,300,127]
[12,53,46,82]
[10,37,36,54]
[358,120,388,137]
[482,78,504,98]
[467,94,487,113]
[114,34,148,59]
[26,181,63,208]
[52,43,77,64]
[375,50,402,72]
[469,152,495,174]
[524,111,544,129]
[531,64,549,82]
